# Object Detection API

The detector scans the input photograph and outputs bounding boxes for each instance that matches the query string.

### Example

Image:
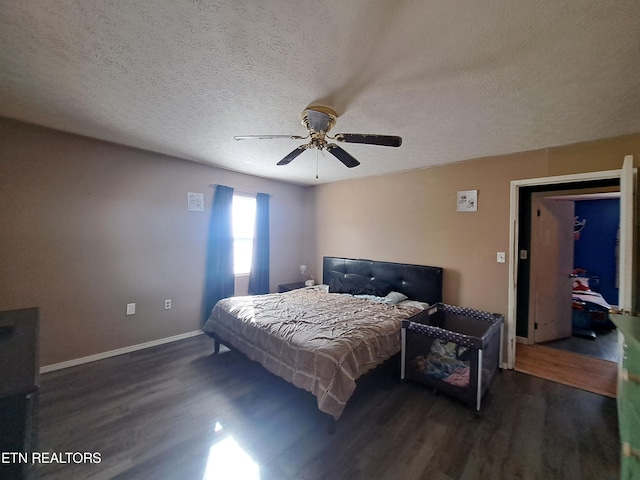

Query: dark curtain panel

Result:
[202,185,235,323]
[248,193,270,295]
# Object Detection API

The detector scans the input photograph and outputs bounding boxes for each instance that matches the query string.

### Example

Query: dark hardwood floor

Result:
[30,334,620,480]
[539,328,619,362]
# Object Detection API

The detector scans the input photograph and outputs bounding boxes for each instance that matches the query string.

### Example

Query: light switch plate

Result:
[497,252,506,263]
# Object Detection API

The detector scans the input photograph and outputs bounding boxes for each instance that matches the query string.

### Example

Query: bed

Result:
[571,269,615,337]
[202,256,443,421]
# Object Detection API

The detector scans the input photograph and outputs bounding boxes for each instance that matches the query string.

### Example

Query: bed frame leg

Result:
[213,337,221,355]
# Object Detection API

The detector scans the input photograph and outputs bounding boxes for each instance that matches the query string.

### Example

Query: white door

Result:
[529,197,575,343]
[619,155,636,313]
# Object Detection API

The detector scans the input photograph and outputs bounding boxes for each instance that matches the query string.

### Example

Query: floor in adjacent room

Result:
[31,334,620,480]
[540,328,620,363]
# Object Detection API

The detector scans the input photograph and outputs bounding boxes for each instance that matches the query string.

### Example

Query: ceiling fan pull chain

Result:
[316,149,319,179]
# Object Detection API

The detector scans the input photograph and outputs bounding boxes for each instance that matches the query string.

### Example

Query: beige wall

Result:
[307,133,640,317]
[0,118,308,366]
[2,114,639,367]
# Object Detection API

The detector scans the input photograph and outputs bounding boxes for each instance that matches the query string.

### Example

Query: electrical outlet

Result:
[497,252,506,263]
[164,299,172,310]
[126,303,136,315]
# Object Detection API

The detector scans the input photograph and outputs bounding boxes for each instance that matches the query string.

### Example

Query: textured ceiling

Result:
[2,1,640,186]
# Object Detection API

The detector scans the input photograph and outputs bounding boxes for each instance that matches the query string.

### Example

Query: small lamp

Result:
[300,264,315,286]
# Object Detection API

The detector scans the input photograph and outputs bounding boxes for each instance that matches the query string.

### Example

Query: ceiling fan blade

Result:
[277,145,307,165]
[333,133,402,147]
[327,144,360,168]
[234,135,307,140]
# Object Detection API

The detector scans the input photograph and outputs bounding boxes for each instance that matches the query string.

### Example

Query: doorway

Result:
[512,179,623,397]
[527,191,621,363]
[505,157,636,372]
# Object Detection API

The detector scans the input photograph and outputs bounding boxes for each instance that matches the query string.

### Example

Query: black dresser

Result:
[0,308,39,480]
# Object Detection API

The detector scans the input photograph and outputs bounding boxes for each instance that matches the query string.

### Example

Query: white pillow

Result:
[383,291,408,305]
[355,291,408,305]
[399,300,429,310]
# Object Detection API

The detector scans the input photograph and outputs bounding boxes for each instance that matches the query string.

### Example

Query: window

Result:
[232,194,256,275]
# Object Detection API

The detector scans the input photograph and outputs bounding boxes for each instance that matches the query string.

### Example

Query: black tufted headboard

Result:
[322,257,443,305]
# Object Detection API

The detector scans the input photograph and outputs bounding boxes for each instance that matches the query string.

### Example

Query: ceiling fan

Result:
[234,106,402,168]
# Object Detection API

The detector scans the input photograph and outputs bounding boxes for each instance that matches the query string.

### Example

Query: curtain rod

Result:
[208,184,271,197]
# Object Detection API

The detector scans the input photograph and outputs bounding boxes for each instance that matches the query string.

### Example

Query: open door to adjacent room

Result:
[529,196,574,343]
[507,157,637,369]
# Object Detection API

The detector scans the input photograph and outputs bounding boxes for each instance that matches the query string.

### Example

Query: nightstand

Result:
[278,282,306,293]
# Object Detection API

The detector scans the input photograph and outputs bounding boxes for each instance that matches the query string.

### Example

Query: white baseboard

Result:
[40,330,205,374]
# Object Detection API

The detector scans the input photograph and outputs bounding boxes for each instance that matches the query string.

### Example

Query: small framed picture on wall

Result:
[187,192,204,212]
[457,190,478,212]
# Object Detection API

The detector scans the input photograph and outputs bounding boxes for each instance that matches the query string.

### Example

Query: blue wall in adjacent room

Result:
[573,198,620,305]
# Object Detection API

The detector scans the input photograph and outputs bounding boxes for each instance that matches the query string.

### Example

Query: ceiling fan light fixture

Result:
[301,106,337,134]
[234,105,401,170]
